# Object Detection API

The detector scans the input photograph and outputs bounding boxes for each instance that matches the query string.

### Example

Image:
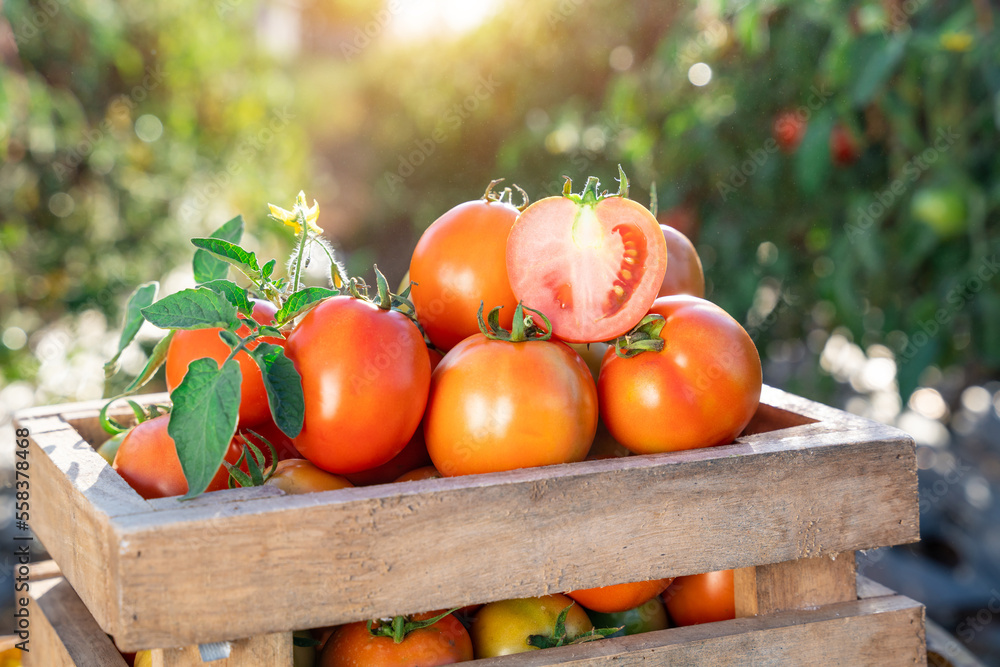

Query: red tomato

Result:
[395,466,442,482]
[112,414,242,499]
[409,188,521,350]
[506,178,667,343]
[165,299,281,427]
[343,428,433,486]
[567,578,674,614]
[284,296,431,474]
[663,570,735,626]
[264,459,354,494]
[424,335,597,476]
[772,111,807,153]
[830,123,860,166]
[319,612,472,667]
[598,296,762,454]
[657,225,704,298]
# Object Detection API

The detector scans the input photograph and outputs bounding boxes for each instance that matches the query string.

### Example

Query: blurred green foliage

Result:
[1,0,997,408]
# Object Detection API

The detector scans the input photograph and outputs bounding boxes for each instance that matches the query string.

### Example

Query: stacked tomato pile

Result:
[107,172,762,665]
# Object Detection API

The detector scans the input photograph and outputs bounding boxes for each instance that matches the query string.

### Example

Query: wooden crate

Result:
[16,385,924,664]
[25,567,929,666]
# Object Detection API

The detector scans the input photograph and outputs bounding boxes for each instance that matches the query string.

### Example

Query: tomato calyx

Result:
[610,313,667,358]
[482,177,530,211]
[365,608,460,644]
[99,398,170,437]
[562,164,629,206]
[526,604,621,649]
[477,301,553,343]
[224,430,280,489]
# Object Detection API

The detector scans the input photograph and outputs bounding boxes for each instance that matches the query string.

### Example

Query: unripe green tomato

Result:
[293,629,316,667]
[96,430,130,465]
[911,187,966,238]
[585,596,669,637]
[471,595,593,658]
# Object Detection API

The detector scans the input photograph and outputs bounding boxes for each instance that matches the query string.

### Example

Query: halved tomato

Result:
[506,171,666,343]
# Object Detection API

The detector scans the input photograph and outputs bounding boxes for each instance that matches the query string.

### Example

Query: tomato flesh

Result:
[506,196,666,343]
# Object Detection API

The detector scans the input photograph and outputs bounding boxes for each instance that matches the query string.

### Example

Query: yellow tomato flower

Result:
[268,191,323,235]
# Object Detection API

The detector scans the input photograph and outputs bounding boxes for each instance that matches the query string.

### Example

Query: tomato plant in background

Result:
[598,295,762,454]
[320,611,472,667]
[409,180,525,351]
[567,578,674,614]
[910,186,968,238]
[506,168,667,343]
[829,123,861,167]
[471,595,598,658]
[662,570,735,626]
[424,303,597,476]
[772,110,807,153]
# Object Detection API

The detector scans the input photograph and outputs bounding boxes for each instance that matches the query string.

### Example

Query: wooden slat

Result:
[467,595,926,666]
[25,577,128,667]
[734,553,857,617]
[926,617,986,667]
[18,420,150,636]
[109,434,916,649]
[149,634,292,667]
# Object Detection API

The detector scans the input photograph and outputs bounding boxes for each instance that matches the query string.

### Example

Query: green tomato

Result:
[96,430,130,465]
[293,630,316,667]
[585,596,669,637]
[471,595,594,658]
[911,187,967,238]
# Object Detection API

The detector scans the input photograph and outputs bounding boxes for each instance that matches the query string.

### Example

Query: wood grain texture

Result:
[19,386,921,650]
[18,419,150,635]
[26,577,128,667]
[734,553,857,617]
[467,595,926,666]
[148,634,292,667]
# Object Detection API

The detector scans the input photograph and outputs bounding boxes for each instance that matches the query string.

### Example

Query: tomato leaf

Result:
[257,325,285,339]
[794,108,833,196]
[249,342,305,438]
[851,34,908,107]
[261,258,276,280]
[121,330,175,395]
[104,281,158,377]
[142,288,239,330]
[218,329,242,350]
[274,287,337,325]
[199,279,254,316]
[190,237,262,281]
[168,358,242,499]
[193,216,244,284]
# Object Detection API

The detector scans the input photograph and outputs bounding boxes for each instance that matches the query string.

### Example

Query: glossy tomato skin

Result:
[284,296,431,474]
[567,578,673,614]
[165,299,281,427]
[264,459,354,494]
[410,198,520,351]
[657,225,704,299]
[112,415,242,499]
[598,296,762,454]
[319,612,472,667]
[585,596,670,637]
[663,570,735,626]
[472,595,593,658]
[506,195,667,344]
[424,335,597,476]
